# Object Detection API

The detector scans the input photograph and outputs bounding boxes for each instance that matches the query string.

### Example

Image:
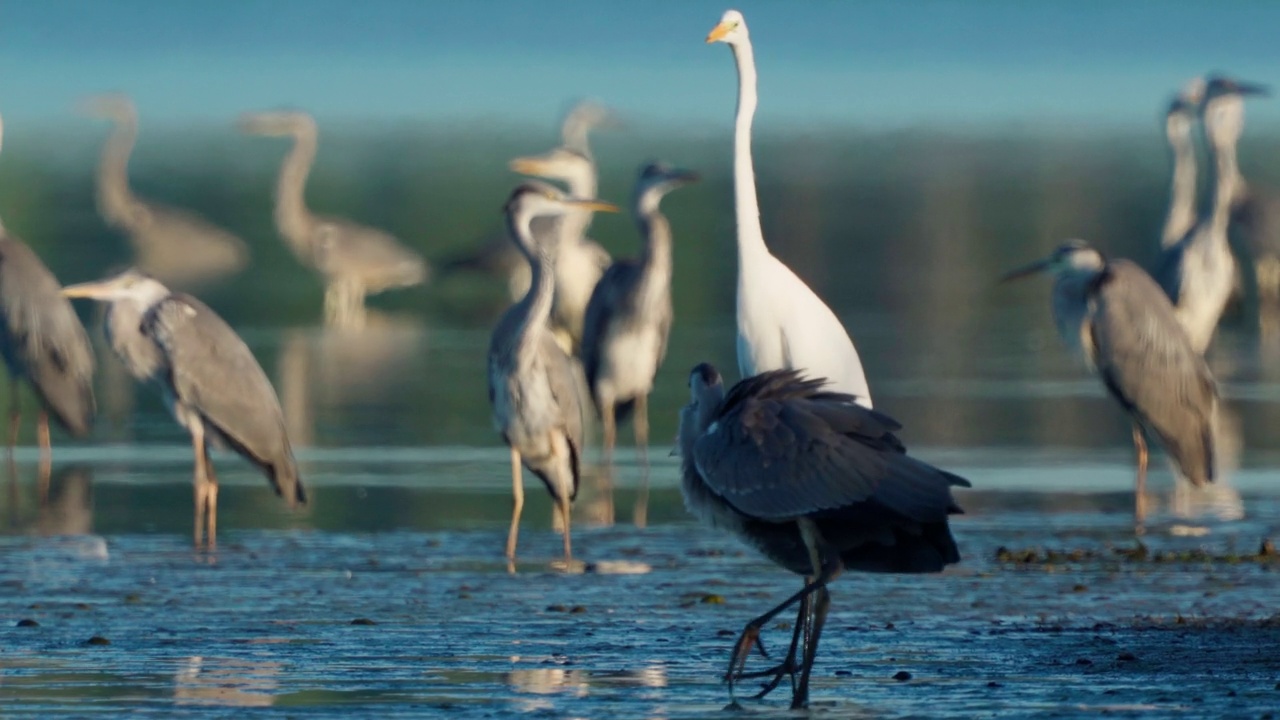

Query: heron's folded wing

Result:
[579,260,638,397]
[541,332,585,452]
[692,389,964,523]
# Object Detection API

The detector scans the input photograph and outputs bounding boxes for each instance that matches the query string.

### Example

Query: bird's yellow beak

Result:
[61,280,113,299]
[509,157,549,176]
[706,21,734,43]
[568,199,620,214]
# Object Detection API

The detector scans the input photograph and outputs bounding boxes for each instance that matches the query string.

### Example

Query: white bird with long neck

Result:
[706,10,872,408]
[1160,79,1205,249]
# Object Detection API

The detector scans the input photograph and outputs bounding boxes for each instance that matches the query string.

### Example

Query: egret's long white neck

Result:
[729,39,770,273]
[560,164,598,247]
[1162,127,1198,247]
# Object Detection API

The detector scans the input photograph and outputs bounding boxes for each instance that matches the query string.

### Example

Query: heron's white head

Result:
[1164,79,1203,146]
[61,269,171,310]
[1201,75,1268,150]
[706,9,748,45]
[76,93,138,124]
[504,182,618,236]
[1000,239,1105,283]
[560,100,622,154]
[238,110,316,138]
[634,162,700,215]
[509,148,594,188]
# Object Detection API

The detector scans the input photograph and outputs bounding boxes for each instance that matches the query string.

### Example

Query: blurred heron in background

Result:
[1159,79,1205,251]
[489,182,618,570]
[0,114,96,478]
[63,270,306,548]
[1153,76,1267,352]
[239,110,429,328]
[80,93,249,289]
[706,11,873,405]
[509,100,619,353]
[581,162,697,526]
[677,364,967,709]
[1004,241,1221,528]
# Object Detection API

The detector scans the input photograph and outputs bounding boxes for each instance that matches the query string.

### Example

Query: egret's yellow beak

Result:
[509,157,549,175]
[706,22,734,43]
[61,280,113,299]
[567,199,620,214]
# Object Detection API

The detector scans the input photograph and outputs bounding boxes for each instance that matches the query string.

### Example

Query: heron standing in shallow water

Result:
[1004,241,1221,528]
[63,270,306,548]
[581,162,697,524]
[0,113,96,476]
[489,182,619,569]
[80,93,249,289]
[509,101,619,354]
[677,364,967,709]
[239,110,429,328]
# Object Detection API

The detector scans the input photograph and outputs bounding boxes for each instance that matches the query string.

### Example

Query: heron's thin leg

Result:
[37,411,51,480]
[790,585,831,710]
[559,494,573,563]
[191,423,209,549]
[1132,424,1148,531]
[36,458,51,509]
[7,377,19,454]
[601,398,617,471]
[741,587,812,699]
[323,283,342,326]
[506,446,524,568]
[205,457,219,551]
[632,393,650,529]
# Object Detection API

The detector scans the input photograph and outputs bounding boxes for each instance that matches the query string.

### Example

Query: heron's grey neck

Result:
[96,115,142,229]
[636,195,674,284]
[1162,127,1198,247]
[1207,128,1241,238]
[506,211,555,366]
[273,128,319,260]
[559,166,598,248]
[730,39,769,269]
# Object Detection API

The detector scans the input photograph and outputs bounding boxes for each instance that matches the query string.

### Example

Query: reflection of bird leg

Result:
[37,410,51,482]
[36,457,52,510]
[738,587,812,700]
[191,422,209,549]
[7,377,19,455]
[1132,424,1148,532]
[506,446,524,570]
[725,552,840,703]
[632,393,650,528]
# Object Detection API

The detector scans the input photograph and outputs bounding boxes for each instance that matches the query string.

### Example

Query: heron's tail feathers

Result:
[268,455,308,508]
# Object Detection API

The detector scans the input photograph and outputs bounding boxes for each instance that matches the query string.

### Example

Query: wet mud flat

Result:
[3,492,1280,718]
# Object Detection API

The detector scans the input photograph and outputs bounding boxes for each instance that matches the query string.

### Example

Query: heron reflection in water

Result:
[79,93,249,289]
[63,270,306,548]
[239,110,429,328]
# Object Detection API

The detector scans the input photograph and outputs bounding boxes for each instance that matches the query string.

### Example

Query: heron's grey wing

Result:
[144,294,304,502]
[691,370,967,523]
[1089,260,1218,484]
[540,333,585,453]
[579,261,639,398]
[0,237,96,436]
[313,217,427,287]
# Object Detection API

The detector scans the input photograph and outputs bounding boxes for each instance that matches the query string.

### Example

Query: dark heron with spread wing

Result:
[62,270,306,548]
[677,364,968,709]
[581,162,696,522]
[0,115,96,472]
[1004,240,1221,528]
[489,182,619,569]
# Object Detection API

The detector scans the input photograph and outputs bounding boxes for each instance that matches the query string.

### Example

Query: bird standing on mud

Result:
[63,270,306,548]
[677,363,968,709]
[1004,241,1221,529]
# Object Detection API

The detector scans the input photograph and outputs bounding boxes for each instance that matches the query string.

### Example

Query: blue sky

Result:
[2,1,1278,133]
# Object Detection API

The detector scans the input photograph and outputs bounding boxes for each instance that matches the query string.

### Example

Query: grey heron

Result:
[1160,79,1205,250]
[1153,77,1266,352]
[79,93,249,289]
[62,270,306,548]
[489,182,618,569]
[238,110,429,328]
[509,101,619,353]
[1004,241,1220,528]
[706,10,873,406]
[580,162,697,513]
[677,363,967,709]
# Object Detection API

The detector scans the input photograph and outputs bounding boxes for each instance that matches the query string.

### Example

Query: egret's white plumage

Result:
[706,10,872,408]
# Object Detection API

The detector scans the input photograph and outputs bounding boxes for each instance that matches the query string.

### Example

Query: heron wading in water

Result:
[80,93,249,289]
[1004,241,1221,529]
[239,110,429,328]
[707,10,873,405]
[678,364,968,709]
[63,270,307,548]
[0,113,96,477]
[489,182,619,569]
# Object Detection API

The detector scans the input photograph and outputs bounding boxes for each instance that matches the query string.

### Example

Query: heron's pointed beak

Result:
[999,257,1053,284]
[61,279,117,300]
[1237,81,1271,98]
[566,199,620,213]
[671,169,702,186]
[509,156,551,176]
[706,22,733,43]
